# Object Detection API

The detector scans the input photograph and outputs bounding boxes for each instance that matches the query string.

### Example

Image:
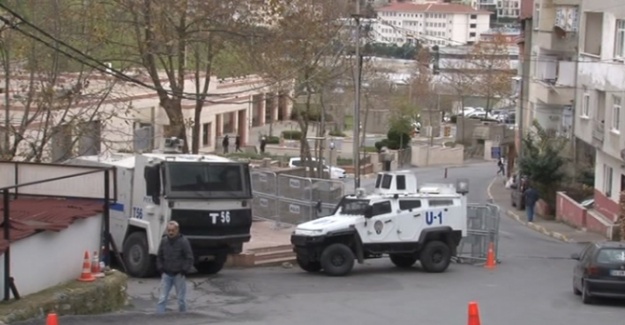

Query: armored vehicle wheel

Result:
[195,254,227,275]
[320,243,355,276]
[297,256,322,273]
[389,253,418,268]
[123,231,156,278]
[420,240,452,273]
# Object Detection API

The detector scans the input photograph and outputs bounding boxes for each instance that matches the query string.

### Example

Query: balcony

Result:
[534,5,579,52]
[552,0,581,6]
[531,59,575,105]
[592,121,604,147]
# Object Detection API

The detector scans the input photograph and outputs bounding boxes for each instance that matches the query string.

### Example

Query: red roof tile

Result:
[378,2,492,14]
[0,198,103,254]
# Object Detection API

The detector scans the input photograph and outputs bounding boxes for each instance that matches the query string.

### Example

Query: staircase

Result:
[227,244,296,268]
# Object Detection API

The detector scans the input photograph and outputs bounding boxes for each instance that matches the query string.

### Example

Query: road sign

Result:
[491,147,501,159]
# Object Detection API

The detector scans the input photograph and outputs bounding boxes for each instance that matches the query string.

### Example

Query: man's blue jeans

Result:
[526,203,535,223]
[156,273,187,313]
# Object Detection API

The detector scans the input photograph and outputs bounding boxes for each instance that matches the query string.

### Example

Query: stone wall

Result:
[0,271,128,324]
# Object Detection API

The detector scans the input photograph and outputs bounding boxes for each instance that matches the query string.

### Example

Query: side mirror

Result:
[571,253,581,260]
[364,206,373,219]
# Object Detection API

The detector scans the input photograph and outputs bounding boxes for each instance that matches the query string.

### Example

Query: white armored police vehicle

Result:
[65,137,253,278]
[291,170,469,276]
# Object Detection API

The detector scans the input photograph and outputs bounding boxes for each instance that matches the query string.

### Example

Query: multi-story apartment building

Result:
[574,0,625,233]
[525,0,579,138]
[374,2,491,46]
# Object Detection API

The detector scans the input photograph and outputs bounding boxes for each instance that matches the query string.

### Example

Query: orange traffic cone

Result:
[468,301,481,325]
[46,312,59,325]
[485,242,496,270]
[78,251,96,282]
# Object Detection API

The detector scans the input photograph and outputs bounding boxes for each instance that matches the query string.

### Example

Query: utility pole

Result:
[352,0,362,191]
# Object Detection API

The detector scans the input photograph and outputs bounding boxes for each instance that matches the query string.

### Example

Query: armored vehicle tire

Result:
[123,231,156,278]
[420,240,452,273]
[195,254,227,275]
[297,256,322,273]
[389,253,418,268]
[320,243,355,276]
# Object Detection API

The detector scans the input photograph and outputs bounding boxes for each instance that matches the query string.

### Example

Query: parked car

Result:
[288,157,346,180]
[572,241,625,304]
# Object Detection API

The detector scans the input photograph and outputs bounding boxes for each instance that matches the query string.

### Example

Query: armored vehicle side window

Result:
[396,175,406,190]
[428,199,454,207]
[399,199,421,210]
[381,174,393,189]
[372,201,392,216]
[375,174,382,187]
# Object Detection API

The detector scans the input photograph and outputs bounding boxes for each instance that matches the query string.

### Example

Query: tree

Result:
[465,33,516,114]
[518,120,568,206]
[247,0,352,175]
[0,0,124,162]
[101,0,256,153]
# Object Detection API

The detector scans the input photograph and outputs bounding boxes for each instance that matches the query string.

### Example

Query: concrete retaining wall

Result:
[0,271,128,324]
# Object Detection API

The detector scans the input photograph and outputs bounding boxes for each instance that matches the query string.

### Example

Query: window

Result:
[399,200,421,211]
[596,248,625,264]
[202,122,212,146]
[470,23,477,28]
[604,164,613,197]
[470,32,476,37]
[396,175,406,190]
[614,19,625,59]
[581,93,590,117]
[470,14,477,19]
[583,12,604,56]
[612,96,621,131]
[372,201,392,216]
[533,1,540,29]
[428,199,454,207]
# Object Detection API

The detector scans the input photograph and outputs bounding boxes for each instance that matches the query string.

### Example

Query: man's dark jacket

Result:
[157,234,194,275]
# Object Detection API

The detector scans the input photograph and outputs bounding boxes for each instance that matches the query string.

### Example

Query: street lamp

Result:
[329,140,335,179]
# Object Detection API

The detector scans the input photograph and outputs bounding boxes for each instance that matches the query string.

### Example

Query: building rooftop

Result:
[0,198,103,254]
[378,2,491,14]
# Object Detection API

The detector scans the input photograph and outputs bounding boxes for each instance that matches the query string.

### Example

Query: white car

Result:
[288,157,346,179]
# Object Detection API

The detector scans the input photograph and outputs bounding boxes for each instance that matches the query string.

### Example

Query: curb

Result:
[505,210,571,243]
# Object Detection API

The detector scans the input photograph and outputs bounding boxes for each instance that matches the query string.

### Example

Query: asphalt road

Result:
[15,162,625,325]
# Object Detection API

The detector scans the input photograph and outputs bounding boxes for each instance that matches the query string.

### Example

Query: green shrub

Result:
[266,136,280,144]
[374,139,389,152]
[329,130,346,137]
[282,130,303,140]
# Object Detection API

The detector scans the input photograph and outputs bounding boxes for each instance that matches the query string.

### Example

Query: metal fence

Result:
[251,171,345,226]
[456,203,501,265]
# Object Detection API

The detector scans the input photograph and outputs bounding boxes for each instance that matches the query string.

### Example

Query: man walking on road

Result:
[156,221,194,313]
[524,183,540,223]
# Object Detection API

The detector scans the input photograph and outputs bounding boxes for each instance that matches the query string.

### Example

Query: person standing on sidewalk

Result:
[156,221,194,313]
[524,183,540,223]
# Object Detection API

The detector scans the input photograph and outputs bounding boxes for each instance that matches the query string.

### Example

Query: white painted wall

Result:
[594,151,624,203]
[0,215,102,297]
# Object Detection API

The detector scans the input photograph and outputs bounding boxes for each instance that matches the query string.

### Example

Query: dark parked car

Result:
[572,241,625,304]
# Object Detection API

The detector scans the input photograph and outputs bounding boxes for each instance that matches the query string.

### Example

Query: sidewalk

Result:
[244,219,293,251]
[487,177,606,243]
